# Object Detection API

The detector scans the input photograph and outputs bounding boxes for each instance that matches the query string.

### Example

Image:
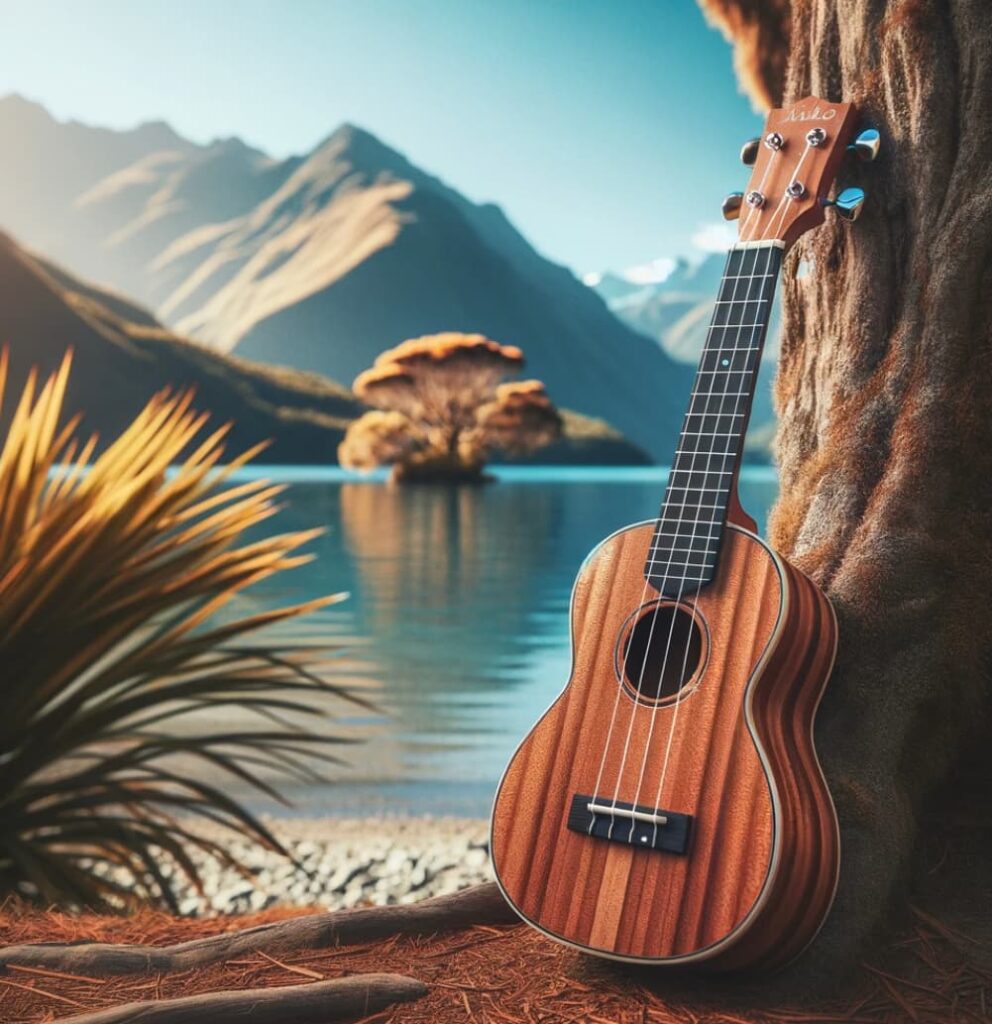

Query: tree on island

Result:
[339,333,562,481]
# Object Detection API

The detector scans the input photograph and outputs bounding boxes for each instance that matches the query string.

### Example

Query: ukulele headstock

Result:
[723,97,874,250]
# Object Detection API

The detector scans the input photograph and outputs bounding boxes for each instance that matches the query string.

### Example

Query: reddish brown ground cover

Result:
[1,900,988,1024]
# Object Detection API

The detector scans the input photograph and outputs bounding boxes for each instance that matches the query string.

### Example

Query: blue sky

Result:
[0,0,761,275]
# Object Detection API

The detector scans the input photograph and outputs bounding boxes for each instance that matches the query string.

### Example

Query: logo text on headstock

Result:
[785,105,837,123]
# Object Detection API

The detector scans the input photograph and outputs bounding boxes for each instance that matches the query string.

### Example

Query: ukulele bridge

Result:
[567,793,692,854]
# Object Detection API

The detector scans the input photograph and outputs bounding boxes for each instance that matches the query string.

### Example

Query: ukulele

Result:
[491,97,880,971]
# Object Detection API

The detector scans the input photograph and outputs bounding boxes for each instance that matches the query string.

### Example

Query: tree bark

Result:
[48,974,427,1024]
[0,882,516,976]
[700,0,992,979]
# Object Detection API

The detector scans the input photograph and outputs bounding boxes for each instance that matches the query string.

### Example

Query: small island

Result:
[338,332,563,482]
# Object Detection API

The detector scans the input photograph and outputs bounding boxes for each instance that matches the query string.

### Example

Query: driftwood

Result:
[54,974,427,1024]
[0,883,516,976]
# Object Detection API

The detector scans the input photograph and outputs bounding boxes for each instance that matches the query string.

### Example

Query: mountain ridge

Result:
[0,96,691,461]
[0,229,648,466]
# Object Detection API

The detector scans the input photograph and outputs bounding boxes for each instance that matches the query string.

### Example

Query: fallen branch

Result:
[55,973,426,1024]
[0,882,516,976]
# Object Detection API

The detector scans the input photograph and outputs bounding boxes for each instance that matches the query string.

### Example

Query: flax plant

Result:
[0,351,361,911]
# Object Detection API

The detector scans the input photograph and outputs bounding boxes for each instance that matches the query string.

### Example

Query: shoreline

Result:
[98,816,493,917]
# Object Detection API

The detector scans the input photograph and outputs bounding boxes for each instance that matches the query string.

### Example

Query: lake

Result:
[226,466,779,818]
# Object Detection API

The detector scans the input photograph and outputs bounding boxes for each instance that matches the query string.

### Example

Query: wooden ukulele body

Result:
[490,518,839,970]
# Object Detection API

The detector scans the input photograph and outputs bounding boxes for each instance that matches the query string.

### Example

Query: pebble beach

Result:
[118,818,494,917]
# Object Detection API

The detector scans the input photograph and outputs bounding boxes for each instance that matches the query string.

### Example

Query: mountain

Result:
[0,232,647,466]
[590,253,781,459]
[595,253,779,363]
[0,230,361,461]
[0,95,691,462]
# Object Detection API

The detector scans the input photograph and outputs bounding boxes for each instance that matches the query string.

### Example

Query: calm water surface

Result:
[227,466,778,817]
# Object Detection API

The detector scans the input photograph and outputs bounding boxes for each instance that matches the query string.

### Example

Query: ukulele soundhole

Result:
[618,602,706,705]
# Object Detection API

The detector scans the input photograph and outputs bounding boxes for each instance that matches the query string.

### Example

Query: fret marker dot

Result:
[721,358,730,366]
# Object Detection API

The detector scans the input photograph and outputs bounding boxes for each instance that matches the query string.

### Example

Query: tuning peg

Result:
[722,191,744,221]
[740,138,760,166]
[847,127,881,162]
[822,186,866,221]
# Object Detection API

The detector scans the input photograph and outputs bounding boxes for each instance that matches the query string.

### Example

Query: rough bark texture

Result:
[700,0,992,981]
[0,883,515,976]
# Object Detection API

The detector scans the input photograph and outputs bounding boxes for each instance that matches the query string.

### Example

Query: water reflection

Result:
[225,467,778,815]
[338,480,565,733]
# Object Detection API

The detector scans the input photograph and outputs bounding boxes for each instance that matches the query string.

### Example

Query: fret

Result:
[650,542,720,555]
[647,548,716,565]
[688,389,752,400]
[649,563,720,578]
[651,518,724,531]
[711,298,766,325]
[650,530,721,543]
[643,575,712,584]
[665,476,732,486]
[649,541,720,553]
[651,548,720,565]
[651,536,720,544]
[666,469,733,479]
[656,511,727,528]
[718,271,777,281]
[661,493,728,508]
[645,243,782,594]
[683,408,747,419]
[673,453,737,463]
[645,565,718,577]
[715,279,777,304]
[683,414,745,435]
[702,343,761,354]
[647,552,716,569]
[687,370,754,392]
[660,503,725,512]
[699,347,760,372]
[679,430,741,438]
[665,484,732,498]
[675,438,743,453]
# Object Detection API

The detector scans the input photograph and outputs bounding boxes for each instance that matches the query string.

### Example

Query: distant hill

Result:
[0,230,360,461]
[0,232,647,466]
[0,95,692,462]
[590,253,781,460]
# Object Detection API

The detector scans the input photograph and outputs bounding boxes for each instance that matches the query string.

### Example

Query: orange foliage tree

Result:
[339,333,562,481]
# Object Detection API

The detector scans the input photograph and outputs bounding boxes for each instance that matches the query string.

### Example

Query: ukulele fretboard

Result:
[645,243,782,597]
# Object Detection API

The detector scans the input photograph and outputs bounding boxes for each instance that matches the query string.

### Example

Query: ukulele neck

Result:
[645,242,783,596]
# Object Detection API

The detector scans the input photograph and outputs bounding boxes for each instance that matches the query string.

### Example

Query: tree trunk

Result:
[699,0,992,980]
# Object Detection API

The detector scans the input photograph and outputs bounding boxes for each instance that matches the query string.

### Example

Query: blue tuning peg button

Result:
[822,187,866,222]
[847,127,881,162]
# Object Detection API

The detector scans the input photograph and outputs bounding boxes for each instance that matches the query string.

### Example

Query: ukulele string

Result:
[587,134,788,842]
[600,241,752,840]
[644,147,807,838]
[643,243,777,845]
[583,249,737,839]
[613,147,783,840]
